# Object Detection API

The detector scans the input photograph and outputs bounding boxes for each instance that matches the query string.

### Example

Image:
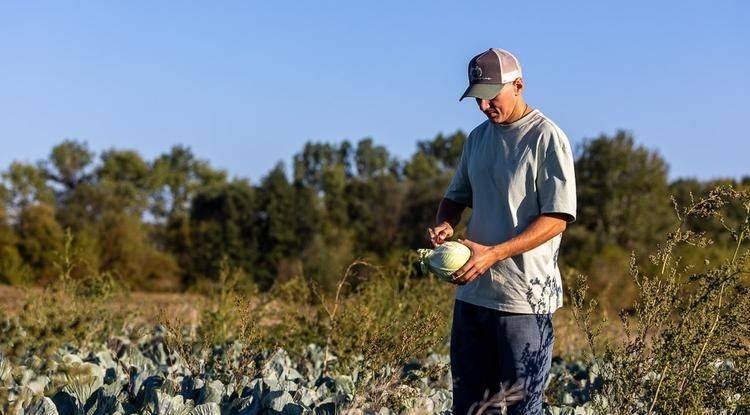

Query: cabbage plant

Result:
[417,241,471,283]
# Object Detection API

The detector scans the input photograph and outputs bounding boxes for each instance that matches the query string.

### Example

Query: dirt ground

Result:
[0,284,204,328]
[0,283,615,359]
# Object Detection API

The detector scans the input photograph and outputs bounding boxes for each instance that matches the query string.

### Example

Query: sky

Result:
[1,1,748,184]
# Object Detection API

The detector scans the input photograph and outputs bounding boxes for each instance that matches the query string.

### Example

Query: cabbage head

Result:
[417,241,471,283]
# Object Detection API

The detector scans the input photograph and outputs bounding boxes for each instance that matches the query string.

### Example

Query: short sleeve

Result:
[444,138,472,207]
[536,126,577,223]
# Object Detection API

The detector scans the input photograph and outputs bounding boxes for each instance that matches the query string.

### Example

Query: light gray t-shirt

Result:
[444,109,577,314]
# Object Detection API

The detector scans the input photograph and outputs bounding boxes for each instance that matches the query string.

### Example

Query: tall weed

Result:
[571,185,750,414]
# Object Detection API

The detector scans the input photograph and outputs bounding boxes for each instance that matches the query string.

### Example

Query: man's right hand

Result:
[427,222,454,247]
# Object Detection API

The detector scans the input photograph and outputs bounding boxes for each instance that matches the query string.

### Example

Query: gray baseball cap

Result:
[460,48,523,101]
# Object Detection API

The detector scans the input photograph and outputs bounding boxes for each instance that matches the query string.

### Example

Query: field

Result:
[0,274,605,415]
[1,187,749,415]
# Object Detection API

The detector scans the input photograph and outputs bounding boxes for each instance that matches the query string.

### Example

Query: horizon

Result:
[2,131,748,187]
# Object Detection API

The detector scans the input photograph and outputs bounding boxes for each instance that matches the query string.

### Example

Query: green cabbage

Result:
[417,241,472,283]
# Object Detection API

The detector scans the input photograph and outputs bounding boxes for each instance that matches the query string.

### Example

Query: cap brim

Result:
[459,83,503,101]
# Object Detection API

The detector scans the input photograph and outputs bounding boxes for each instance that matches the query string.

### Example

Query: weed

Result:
[571,185,750,414]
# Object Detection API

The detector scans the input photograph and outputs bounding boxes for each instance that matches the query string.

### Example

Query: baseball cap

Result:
[459,48,522,101]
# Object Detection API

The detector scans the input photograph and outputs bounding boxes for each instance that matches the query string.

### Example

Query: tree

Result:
[15,203,65,283]
[96,149,153,215]
[150,145,227,265]
[2,162,62,284]
[354,138,390,178]
[45,140,94,191]
[256,163,299,282]
[403,152,440,183]
[150,145,227,221]
[346,175,406,255]
[2,162,55,215]
[568,129,673,268]
[293,141,354,191]
[187,179,258,285]
[0,183,28,284]
[416,130,466,171]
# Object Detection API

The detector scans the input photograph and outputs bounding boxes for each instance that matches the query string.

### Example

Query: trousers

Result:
[450,299,554,415]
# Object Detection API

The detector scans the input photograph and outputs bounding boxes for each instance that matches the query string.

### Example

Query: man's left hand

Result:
[452,239,508,285]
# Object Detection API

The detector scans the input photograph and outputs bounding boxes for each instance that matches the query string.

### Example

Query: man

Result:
[427,48,577,415]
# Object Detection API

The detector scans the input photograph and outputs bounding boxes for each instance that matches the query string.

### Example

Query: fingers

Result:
[453,260,486,285]
[428,224,453,246]
[438,224,453,243]
[436,229,448,244]
[427,228,437,247]
[452,261,471,280]
[453,260,476,282]
[455,267,480,285]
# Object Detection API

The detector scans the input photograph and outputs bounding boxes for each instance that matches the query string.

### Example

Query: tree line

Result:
[1,130,747,297]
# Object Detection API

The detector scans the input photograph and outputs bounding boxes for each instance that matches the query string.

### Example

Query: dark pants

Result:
[450,299,554,415]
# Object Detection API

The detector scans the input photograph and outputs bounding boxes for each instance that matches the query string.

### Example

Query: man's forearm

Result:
[490,213,568,260]
[436,197,467,228]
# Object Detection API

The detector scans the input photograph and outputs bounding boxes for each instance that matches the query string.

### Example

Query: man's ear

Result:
[514,78,524,95]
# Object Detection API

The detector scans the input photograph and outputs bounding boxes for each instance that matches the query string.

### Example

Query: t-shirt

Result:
[444,108,577,314]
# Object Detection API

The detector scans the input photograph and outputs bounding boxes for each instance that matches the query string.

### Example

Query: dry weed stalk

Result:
[312,259,372,376]
[468,380,526,415]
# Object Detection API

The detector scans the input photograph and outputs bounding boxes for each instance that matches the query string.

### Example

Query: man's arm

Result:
[494,212,569,258]
[452,212,569,285]
[437,197,467,229]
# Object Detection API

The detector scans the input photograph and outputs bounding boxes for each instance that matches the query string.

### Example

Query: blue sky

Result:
[1,1,748,183]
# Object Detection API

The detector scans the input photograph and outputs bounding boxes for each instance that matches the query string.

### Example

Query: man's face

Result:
[475,80,520,124]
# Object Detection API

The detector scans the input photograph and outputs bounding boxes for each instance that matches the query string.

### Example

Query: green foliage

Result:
[97,212,180,291]
[150,144,227,221]
[416,130,466,170]
[346,174,406,255]
[293,141,353,189]
[255,163,318,286]
[96,148,153,213]
[2,162,55,209]
[0,130,747,321]
[300,228,357,292]
[0,246,28,285]
[570,130,673,264]
[0,229,129,362]
[187,180,258,286]
[561,129,689,311]
[46,140,95,190]
[0,189,29,284]
[15,203,65,283]
[403,151,440,182]
[354,138,392,178]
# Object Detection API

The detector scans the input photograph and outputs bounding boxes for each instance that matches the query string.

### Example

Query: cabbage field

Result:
[0,324,601,415]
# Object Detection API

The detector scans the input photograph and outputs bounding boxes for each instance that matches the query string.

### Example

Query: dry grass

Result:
[0,260,622,366]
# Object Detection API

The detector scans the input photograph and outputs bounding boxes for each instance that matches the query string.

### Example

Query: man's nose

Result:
[478,99,491,111]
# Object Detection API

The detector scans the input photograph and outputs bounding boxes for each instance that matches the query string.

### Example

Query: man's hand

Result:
[427,221,454,247]
[452,239,509,285]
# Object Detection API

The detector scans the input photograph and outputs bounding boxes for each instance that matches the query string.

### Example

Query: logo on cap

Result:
[470,64,492,82]
[470,65,482,81]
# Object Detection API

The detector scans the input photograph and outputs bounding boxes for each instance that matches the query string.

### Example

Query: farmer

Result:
[427,48,577,415]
